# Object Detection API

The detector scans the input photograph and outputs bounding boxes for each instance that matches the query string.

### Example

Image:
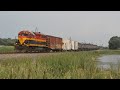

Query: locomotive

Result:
[15,30,99,52]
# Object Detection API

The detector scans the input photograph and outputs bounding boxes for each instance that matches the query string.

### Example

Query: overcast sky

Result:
[0,11,120,47]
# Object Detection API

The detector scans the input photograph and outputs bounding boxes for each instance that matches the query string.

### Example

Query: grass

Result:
[0,46,14,53]
[0,50,120,79]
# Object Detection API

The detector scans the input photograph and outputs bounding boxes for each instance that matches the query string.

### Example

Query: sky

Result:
[0,11,120,47]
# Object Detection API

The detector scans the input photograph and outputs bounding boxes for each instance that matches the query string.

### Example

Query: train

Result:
[15,30,99,52]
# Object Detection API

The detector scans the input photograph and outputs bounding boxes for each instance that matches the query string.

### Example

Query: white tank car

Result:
[71,41,79,50]
[71,40,75,50]
[62,39,72,50]
[74,41,78,50]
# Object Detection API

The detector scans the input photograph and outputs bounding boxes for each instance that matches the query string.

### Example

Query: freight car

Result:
[46,35,63,52]
[74,41,79,51]
[78,43,99,51]
[62,39,79,51]
[62,39,72,51]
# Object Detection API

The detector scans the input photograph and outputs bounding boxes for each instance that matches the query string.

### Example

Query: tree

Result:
[0,38,17,46]
[108,36,120,49]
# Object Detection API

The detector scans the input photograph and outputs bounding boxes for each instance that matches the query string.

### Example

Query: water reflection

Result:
[98,55,120,69]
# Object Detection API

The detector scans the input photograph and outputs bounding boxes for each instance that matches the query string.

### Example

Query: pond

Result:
[98,55,120,69]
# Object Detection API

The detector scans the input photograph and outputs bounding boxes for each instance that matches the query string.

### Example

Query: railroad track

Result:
[0,51,60,54]
[0,52,17,54]
[0,50,97,54]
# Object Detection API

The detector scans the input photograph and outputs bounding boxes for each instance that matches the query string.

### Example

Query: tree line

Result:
[109,36,120,49]
[0,38,17,46]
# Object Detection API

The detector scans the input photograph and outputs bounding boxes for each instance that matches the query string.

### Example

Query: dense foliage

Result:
[109,36,120,49]
[0,38,17,46]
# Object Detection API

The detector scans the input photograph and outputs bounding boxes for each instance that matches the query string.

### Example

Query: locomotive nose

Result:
[18,36,26,45]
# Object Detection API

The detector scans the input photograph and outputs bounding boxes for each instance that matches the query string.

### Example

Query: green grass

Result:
[0,46,14,53]
[0,50,120,79]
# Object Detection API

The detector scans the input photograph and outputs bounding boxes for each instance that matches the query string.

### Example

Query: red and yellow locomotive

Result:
[15,30,63,52]
[15,30,48,52]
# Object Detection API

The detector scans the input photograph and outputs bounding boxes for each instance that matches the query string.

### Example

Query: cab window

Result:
[19,33,28,36]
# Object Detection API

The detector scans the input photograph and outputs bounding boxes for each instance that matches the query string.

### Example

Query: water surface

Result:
[98,55,120,69]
